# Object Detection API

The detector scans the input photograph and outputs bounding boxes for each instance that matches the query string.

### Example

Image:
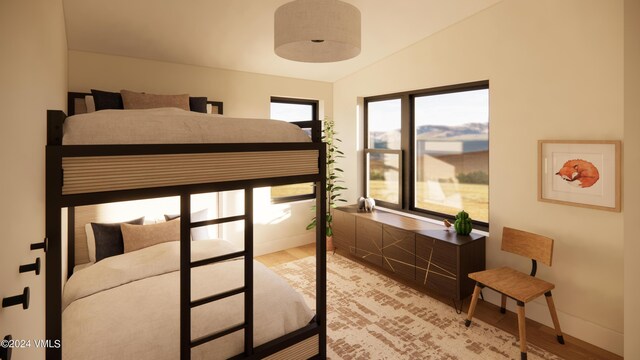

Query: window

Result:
[365,98,402,206]
[270,97,319,203]
[364,81,489,227]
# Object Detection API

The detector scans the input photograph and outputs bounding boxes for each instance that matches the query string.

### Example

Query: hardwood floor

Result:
[256,244,621,360]
[256,243,316,267]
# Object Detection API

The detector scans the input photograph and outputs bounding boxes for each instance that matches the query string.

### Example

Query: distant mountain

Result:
[371,123,488,148]
[415,122,488,139]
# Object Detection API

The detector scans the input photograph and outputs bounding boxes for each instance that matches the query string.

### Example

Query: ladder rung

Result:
[191,323,246,348]
[191,287,245,308]
[190,215,246,229]
[191,250,245,268]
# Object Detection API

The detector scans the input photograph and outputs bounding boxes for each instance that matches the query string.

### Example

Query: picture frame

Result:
[538,140,621,212]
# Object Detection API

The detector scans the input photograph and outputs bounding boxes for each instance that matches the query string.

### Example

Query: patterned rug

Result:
[271,254,562,360]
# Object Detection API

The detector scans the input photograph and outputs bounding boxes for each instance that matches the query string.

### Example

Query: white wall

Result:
[68,51,332,255]
[624,0,640,358]
[334,0,625,355]
[0,0,68,359]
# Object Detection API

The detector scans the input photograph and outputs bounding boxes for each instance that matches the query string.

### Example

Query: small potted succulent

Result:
[454,210,473,235]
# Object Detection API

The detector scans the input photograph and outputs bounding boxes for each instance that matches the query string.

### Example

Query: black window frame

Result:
[363,95,405,210]
[270,96,320,204]
[364,81,489,229]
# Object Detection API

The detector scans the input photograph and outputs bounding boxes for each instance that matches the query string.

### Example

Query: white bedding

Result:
[62,240,314,360]
[62,108,311,145]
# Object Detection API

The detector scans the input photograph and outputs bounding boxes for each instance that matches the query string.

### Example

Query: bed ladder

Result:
[180,188,254,360]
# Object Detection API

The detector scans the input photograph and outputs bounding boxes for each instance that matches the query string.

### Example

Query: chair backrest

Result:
[501,227,554,266]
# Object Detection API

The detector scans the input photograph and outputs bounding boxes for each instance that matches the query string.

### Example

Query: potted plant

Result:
[306,117,347,251]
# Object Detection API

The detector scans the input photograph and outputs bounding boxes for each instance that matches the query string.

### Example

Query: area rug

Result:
[271,254,562,360]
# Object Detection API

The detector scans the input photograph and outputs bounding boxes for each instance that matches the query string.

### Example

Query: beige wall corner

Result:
[334,0,624,355]
[0,0,68,359]
[624,0,640,358]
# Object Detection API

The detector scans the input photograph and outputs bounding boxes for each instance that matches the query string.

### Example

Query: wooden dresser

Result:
[332,205,486,309]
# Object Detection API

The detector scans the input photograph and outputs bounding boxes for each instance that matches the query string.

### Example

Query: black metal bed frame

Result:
[44,94,327,359]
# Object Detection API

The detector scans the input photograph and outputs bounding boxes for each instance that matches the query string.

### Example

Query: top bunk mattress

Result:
[62,108,311,145]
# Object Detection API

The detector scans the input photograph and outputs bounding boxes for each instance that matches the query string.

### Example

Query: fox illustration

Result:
[555,159,600,188]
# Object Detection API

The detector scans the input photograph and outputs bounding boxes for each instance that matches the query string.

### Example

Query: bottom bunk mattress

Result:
[61,240,314,359]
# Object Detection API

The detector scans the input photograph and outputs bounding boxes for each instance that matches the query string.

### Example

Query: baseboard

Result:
[254,232,315,257]
[482,291,623,356]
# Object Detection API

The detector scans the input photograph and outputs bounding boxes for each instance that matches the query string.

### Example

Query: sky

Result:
[368,88,489,132]
[270,88,489,130]
[270,102,314,121]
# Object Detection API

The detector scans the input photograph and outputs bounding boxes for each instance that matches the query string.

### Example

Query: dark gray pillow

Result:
[164,214,179,221]
[92,217,144,262]
[189,97,208,113]
[91,89,124,110]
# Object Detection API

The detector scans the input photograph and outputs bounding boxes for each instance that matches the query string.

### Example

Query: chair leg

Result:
[500,293,507,314]
[545,291,565,344]
[517,301,527,360]
[465,283,483,327]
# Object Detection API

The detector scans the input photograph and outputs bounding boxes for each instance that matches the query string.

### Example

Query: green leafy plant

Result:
[306,118,348,237]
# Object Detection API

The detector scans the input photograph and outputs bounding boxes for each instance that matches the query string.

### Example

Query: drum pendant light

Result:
[274,0,361,63]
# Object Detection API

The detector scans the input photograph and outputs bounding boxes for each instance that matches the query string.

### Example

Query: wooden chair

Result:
[464,227,564,360]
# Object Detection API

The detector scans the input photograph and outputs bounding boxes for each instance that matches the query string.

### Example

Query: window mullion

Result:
[401,94,411,210]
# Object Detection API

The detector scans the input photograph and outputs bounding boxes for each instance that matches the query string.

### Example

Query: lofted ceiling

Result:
[63,0,502,83]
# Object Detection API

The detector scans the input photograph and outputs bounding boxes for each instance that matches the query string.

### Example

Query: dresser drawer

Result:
[355,217,383,267]
[382,225,415,281]
[416,234,458,299]
[332,208,356,254]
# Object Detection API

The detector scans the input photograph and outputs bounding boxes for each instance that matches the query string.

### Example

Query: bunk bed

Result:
[45,92,327,360]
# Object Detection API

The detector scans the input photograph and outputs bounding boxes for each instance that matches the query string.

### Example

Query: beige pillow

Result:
[120,89,190,111]
[121,219,180,253]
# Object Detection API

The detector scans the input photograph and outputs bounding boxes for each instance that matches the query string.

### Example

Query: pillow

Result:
[86,217,145,262]
[73,263,92,274]
[164,208,212,240]
[85,95,96,113]
[121,89,190,111]
[91,89,124,110]
[121,219,180,253]
[189,97,208,113]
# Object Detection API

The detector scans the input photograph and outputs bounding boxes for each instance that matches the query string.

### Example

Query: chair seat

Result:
[469,266,555,303]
